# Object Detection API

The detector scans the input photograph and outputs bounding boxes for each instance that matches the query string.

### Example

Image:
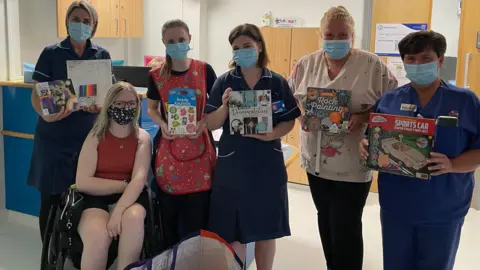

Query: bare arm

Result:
[206,105,229,130]
[115,129,152,210]
[452,149,480,173]
[75,134,128,195]
[147,99,165,127]
[271,120,295,140]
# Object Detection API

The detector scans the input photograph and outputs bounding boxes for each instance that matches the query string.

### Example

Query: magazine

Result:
[303,87,351,134]
[167,88,197,135]
[34,79,78,116]
[228,90,272,135]
[367,113,436,179]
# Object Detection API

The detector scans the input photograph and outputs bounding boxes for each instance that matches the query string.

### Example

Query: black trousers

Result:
[307,174,372,270]
[157,190,210,249]
[39,193,62,243]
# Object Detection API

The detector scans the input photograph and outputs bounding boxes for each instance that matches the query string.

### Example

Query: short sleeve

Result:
[146,74,161,101]
[276,78,301,123]
[375,58,398,97]
[205,63,218,95]
[32,47,52,82]
[205,75,225,114]
[287,59,305,96]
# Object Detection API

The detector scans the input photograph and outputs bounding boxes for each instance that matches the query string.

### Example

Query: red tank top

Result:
[95,131,138,182]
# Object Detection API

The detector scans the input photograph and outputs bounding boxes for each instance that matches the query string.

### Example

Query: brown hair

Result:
[320,6,356,45]
[160,19,190,77]
[398,30,447,60]
[65,0,99,37]
[228,24,270,69]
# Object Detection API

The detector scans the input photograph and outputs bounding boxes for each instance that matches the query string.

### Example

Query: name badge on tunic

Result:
[400,103,417,112]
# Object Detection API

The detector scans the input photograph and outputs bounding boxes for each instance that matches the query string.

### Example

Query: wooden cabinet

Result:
[260,27,320,185]
[57,0,144,38]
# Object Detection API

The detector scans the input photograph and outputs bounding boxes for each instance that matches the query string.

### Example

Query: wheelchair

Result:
[40,184,164,270]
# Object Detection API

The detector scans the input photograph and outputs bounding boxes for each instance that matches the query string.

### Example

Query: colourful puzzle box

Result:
[167,88,197,135]
[367,113,436,180]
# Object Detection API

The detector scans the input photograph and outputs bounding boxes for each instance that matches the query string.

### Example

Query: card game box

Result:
[303,87,351,134]
[367,113,436,179]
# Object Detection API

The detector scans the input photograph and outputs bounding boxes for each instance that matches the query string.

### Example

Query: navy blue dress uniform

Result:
[28,37,112,239]
[205,67,301,244]
[373,81,480,270]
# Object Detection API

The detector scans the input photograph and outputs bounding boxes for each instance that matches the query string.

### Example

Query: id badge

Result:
[272,100,286,113]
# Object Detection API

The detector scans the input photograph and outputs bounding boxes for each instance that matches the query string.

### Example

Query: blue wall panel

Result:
[4,136,40,217]
[2,86,38,134]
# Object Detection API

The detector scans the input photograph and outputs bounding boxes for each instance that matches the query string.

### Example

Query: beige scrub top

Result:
[289,49,398,183]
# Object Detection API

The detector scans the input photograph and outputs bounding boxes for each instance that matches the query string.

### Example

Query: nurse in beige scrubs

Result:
[288,6,398,270]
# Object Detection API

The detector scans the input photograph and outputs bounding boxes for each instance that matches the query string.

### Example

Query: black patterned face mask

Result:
[108,107,136,125]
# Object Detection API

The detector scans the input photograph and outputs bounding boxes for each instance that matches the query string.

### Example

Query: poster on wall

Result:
[374,24,428,56]
[386,57,410,86]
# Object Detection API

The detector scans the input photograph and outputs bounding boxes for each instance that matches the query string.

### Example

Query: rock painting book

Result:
[367,113,436,180]
[34,79,78,116]
[303,87,351,134]
[167,88,197,135]
[228,90,272,135]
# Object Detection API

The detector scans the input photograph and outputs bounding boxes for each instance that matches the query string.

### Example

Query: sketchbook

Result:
[66,59,112,108]
[228,90,273,135]
[34,79,78,116]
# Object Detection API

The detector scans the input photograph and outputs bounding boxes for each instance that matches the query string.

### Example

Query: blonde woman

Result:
[289,6,397,270]
[75,82,151,270]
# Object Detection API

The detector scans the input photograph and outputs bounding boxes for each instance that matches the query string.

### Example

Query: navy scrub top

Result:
[205,67,301,192]
[373,82,480,223]
[28,37,113,194]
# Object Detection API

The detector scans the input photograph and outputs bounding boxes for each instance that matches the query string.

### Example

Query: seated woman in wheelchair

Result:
[75,81,151,270]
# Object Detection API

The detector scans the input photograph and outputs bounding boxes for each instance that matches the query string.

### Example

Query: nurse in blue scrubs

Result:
[205,24,301,269]
[28,0,113,243]
[360,30,480,270]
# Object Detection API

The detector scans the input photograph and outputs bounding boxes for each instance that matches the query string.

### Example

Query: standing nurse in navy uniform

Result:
[205,24,301,270]
[360,31,480,270]
[28,0,113,243]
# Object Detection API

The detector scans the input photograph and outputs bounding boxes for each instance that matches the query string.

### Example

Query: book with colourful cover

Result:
[228,90,272,135]
[34,79,78,116]
[303,87,351,134]
[367,113,436,180]
[167,88,197,135]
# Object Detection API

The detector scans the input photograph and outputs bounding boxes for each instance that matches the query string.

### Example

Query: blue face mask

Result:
[322,40,351,59]
[404,61,439,86]
[68,22,92,42]
[233,48,258,68]
[166,42,191,60]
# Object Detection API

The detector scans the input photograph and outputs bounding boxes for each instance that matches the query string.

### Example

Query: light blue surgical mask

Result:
[322,40,351,59]
[68,22,92,42]
[165,42,191,60]
[404,62,439,86]
[233,48,258,68]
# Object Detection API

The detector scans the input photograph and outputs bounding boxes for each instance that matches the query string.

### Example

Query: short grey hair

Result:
[65,0,99,38]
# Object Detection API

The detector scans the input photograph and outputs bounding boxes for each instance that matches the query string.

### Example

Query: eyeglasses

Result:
[113,100,137,108]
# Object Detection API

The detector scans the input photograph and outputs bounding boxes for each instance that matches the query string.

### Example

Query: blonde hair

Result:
[65,0,99,37]
[320,6,355,44]
[147,57,165,68]
[90,82,141,140]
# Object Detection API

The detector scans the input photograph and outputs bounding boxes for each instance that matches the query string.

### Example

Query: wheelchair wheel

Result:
[41,206,65,270]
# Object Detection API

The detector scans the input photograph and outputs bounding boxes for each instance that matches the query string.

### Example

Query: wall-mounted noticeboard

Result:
[374,23,428,56]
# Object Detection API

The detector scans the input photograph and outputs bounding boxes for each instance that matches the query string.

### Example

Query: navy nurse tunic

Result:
[205,67,301,244]
[28,37,113,195]
[373,82,480,270]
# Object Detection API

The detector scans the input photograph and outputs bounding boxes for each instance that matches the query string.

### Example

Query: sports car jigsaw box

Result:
[367,113,436,179]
